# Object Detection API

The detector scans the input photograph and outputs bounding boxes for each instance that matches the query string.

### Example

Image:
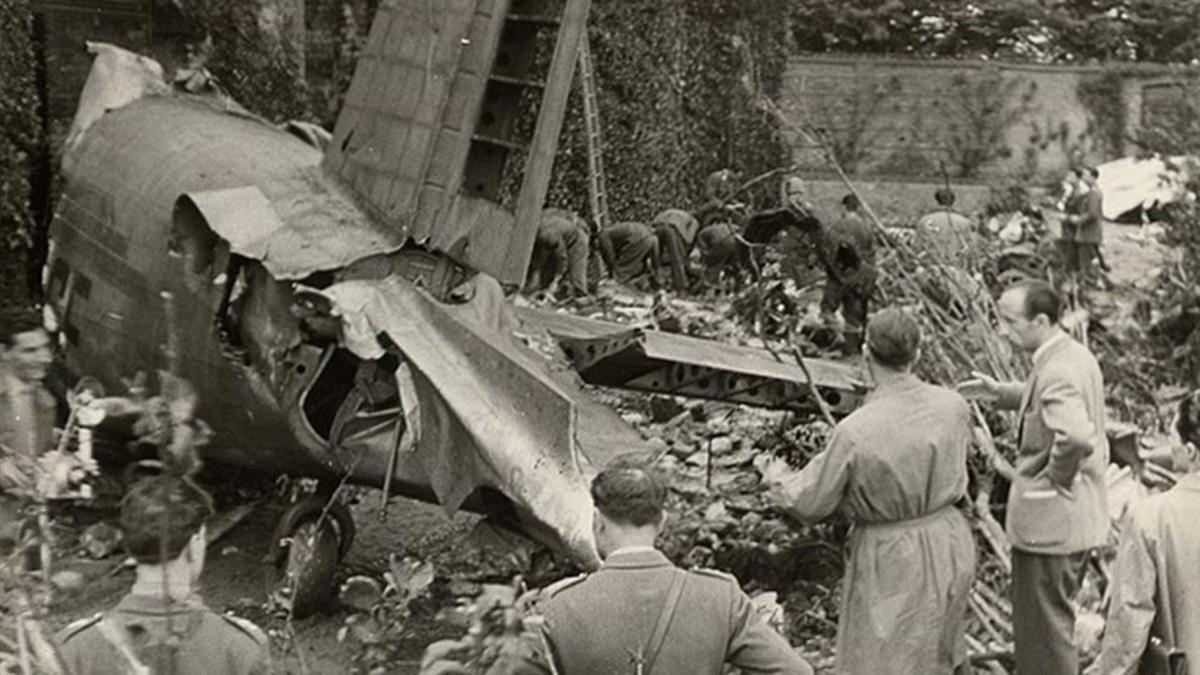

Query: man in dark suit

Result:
[958,280,1109,675]
[1063,167,1105,286]
[536,459,811,674]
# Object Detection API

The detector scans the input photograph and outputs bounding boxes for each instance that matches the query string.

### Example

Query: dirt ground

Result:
[45,492,483,674]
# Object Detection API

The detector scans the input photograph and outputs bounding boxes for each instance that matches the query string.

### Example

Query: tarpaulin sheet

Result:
[322,275,637,566]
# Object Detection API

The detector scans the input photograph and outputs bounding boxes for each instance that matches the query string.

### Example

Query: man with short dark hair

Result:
[957,280,1109,675]
[0,311,57,556]
[537,458,811,674]
[57,475,272,674]
[761,308,977,674]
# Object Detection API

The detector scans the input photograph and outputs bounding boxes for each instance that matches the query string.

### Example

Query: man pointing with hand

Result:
[957,280,1108,675]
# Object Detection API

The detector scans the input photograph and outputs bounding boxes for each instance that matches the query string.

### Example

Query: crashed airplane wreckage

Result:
[45,0,862,615]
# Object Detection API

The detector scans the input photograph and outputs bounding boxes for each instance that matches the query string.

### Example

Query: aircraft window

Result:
[47,259,69,301]
[73,273,92,300]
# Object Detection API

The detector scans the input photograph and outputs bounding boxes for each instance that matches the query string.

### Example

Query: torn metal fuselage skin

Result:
[48,81,616,567]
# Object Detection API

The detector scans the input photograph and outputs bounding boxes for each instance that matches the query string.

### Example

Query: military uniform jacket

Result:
[539,548,810,675]
[57,593,271,675]
[996,332,1109,554]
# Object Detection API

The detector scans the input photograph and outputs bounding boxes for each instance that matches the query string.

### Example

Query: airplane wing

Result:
[321,273,637,567]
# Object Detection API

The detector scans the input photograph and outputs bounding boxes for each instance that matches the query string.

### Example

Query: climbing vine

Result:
[546,0,793,223]
[0,0,40,311]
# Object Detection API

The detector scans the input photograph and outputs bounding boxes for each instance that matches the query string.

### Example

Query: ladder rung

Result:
[506,14,560,27]
[489,74,546,89]
[472,134,529,152]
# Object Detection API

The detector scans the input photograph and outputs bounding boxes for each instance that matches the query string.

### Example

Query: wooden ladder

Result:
[577,32,609,232]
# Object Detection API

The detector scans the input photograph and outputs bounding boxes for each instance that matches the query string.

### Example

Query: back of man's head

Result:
[866,308,921,368]
[841,194,861,212]
[1012,279,1062,324]
[121,475,214,564]
[591,457,666,527]
[934,187,956,207]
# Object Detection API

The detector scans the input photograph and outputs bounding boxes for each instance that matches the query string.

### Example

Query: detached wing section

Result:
[323,275,634,567]
[323,0,592,286]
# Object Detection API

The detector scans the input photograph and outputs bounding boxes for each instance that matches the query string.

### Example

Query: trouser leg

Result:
[1076,242,1097,284]
[656,226,689,291]
[526,245,551,291]
[820,276,843,325]
[565,235,590,298]
[841,283,869,357]
[1011,549,1088,675]
[1060,239,1080,278]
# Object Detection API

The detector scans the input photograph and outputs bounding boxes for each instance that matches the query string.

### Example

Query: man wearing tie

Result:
[957,280,1109,674]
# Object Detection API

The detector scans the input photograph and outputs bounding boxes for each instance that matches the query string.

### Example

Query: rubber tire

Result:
[270,495,357,563]
[273,517,340,619]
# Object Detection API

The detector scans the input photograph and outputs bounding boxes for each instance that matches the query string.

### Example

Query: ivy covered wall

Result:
[0,0,40,311]
[546,0,793,222]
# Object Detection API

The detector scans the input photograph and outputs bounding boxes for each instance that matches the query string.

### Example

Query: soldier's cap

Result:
[866,308,921,367]
[120,474,215,564]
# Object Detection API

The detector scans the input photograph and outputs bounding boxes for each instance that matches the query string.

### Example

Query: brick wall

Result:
[781,54,1184,184]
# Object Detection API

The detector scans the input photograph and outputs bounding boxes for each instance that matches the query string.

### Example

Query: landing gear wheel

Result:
[270,495,356,618]
[273,517,339,618]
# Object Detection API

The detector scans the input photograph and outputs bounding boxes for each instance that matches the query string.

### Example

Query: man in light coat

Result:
[761,308,977,674]
[1087,390,1200,675]
[958,279,1109,675]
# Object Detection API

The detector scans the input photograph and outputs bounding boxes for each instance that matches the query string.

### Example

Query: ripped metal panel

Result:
[180,178,406,280]
[322,275,631,567]
[518,307,867,416]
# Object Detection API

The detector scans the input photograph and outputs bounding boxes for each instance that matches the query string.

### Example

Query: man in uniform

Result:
[536,458,811,674]
[57,475,272,674]
[816,195,876,357]
[916,187,975,264]
[650,208,700,291]
[596,220,660,285]
[760,308,977,675]
[527,208,591,300]
[957,280,1109,675]
[0,311,57,556]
